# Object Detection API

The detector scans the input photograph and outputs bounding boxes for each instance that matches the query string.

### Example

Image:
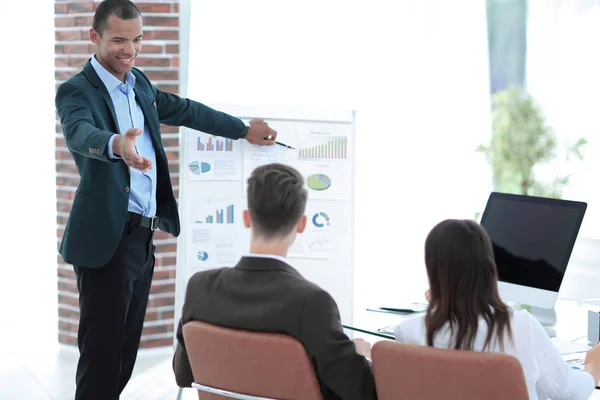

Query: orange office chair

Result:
[182,321,324,400]
[372,341,528,400]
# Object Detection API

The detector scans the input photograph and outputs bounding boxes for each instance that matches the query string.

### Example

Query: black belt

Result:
[126,212,159,231]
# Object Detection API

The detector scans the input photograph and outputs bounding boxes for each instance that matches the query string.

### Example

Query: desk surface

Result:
[344,299,600,398]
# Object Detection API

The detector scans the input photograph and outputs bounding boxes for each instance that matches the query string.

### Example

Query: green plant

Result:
[477,87,586,199]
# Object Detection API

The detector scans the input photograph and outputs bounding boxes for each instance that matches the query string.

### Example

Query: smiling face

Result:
[90,14,143,82]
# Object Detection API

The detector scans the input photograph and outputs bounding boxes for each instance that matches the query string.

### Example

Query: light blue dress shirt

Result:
[91,55,157,217]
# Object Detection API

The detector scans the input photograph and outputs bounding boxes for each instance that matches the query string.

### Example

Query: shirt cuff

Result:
[107,134,121,159]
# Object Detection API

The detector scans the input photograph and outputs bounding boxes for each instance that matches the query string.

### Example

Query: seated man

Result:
[173,163,376,400]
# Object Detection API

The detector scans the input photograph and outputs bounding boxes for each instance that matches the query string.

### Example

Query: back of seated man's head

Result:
[244,163,308,242]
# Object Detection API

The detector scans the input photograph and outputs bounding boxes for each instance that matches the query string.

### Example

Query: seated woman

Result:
[393,219,600,400]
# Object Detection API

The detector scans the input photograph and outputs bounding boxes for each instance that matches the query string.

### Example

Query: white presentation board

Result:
[174,104,355,342]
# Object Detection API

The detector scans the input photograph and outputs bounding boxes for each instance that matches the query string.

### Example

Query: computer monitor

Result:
[479,192,587,309]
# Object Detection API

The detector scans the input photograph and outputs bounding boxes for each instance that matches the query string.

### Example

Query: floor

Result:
[0,344,197,400]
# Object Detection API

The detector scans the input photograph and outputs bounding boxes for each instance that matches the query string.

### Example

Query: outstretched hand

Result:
[244,118,277,146]
[114,128,153,172]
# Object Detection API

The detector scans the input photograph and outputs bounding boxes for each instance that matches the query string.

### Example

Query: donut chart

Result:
[312,212,330,228]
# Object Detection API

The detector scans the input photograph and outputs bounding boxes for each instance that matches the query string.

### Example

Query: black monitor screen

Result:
[479,192,586,292]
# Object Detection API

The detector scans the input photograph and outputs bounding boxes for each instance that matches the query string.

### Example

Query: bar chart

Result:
[194,204,235,224]
[196,136,234,152]
[298,136,347,160]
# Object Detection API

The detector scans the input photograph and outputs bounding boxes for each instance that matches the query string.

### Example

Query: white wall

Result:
[186,0,493,311]
[0,2,57,351]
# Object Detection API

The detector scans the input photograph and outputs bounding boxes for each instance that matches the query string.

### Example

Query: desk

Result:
[343,299,600,399]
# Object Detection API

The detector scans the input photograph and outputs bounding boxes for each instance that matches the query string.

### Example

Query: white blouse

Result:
[393,309,595,400]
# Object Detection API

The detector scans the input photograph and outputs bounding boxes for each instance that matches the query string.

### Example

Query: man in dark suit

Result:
[173,164,377,400]
[55,1,276,399]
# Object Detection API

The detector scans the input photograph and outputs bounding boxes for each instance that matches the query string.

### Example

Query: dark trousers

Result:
[73,221,155,400]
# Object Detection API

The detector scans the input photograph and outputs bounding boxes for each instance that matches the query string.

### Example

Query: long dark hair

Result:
[424,219,513,351]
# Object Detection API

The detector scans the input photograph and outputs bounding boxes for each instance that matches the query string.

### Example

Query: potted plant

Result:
[476,86,586,335]
[477,86,586,199]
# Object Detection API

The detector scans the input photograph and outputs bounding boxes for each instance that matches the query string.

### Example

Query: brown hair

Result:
[424,219,513,351]
[246,163,307,238]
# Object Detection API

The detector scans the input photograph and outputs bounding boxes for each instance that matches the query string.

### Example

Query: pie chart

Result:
[307,173,331,191]
[189,161,211,175]
[197,251,209,261]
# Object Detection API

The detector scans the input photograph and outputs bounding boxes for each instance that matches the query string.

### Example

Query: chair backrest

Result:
[183,321,323,400]
[372,341,529,400]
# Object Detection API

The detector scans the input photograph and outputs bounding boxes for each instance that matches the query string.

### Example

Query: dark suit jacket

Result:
[55,60,245,268]
[173,256,377,400]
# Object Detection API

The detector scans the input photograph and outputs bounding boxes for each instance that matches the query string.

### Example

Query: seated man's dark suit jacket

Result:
[173,256,377,400]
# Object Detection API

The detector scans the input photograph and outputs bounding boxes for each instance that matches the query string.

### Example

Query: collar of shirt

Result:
[245,253,292,267]
[90,54,136,94]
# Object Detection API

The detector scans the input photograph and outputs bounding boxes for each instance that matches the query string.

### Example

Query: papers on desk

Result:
[552,337,591,355]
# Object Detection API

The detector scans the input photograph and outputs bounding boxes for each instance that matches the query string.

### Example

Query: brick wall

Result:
[55,0,181,348]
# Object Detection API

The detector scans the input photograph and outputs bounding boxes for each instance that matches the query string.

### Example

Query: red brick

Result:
[173,3,179,13]
[168,163,179,174]
[165,44,179,54]
[135,57,171,68]
[144,30,179,41]
[140,337,173,348]
[56,16,94,28]
[141,44,163,54]
[58,280,79,293]
[161,137,179,148]
[59,307,80,320]
[165,150,179,162]
[57,200,74,213]
[149,295,175,308]
[141,324,173,337]
[160,124,180,134]
[55,149,75,161]
[152,269,176,281]
[68,57,90,68]
[57,189,76,201]
[56,162,79,176]
[59,334,78,346]
[56,175,81,188]
[137,3,172,13]
[156,84,178,94]
[55,4,68,14]
[57,214,69,226]
[159,257,177,268]
[60,44,95,54]
[150,282,175,295]
[144,16,178,27]
[56,30,85,41]
[68,3,94,13]
[155,242,177,254]
[55,57,68,68]
[56,70,75,81]
[57,267,76,280]
[59,294,79,308]
[59,321,79,335]
[144,70,178,81]
[171,57,179,68]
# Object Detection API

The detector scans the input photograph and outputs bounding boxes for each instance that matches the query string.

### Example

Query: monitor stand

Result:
[512,304,557,337]
[529,306,557,337]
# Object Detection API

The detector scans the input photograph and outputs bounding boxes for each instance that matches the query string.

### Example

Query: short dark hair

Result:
[247,164,308,238]
[93,0,142,36]
[424,219,513,351]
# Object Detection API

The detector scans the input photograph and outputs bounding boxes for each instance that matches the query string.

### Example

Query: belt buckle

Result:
[150,216,159,231]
